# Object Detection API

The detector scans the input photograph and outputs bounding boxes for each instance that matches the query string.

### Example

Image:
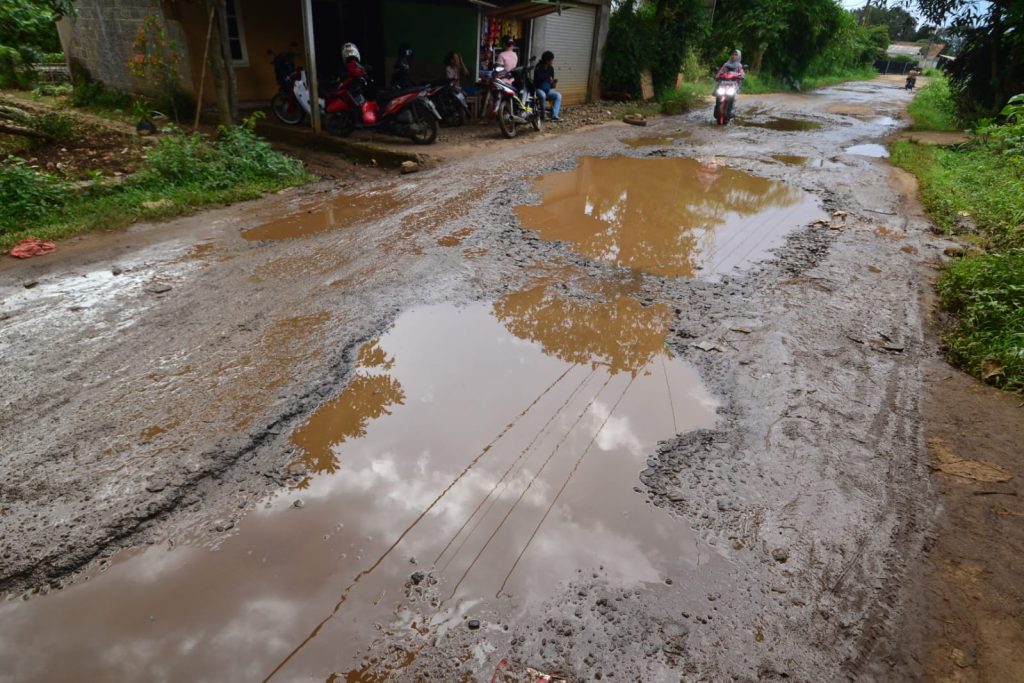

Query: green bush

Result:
[907,77,960,131]
[31,81,72,97]
[27,110,74,141]
[937,249,1024,391]
[70,79,135,110]
[658,83,705,114]
[140,116,303,190]
[0,156,68,226]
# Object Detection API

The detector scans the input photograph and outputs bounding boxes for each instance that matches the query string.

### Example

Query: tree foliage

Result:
[0,0,74,87]
[853,5,919,41]
[909,0,1024,121]
[600,0,707,98]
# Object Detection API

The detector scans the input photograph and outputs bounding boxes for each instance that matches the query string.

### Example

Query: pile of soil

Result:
[1,97,148,179]
[12,124,146,179]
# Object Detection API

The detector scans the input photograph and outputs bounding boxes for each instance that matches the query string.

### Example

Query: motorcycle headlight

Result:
[715,87,726,96]
[725,85,737,96]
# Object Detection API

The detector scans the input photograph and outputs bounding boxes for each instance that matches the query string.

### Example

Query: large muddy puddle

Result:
[734,116,822,132]
[0,280,719,681]
[243,188,399,241]
[622,131,691,148]
[515,156,824,277]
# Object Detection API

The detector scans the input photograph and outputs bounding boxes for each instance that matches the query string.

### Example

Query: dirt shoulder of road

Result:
[880,164,1024,683]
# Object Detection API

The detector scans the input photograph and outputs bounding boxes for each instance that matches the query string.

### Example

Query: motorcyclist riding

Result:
[717,49,745,88]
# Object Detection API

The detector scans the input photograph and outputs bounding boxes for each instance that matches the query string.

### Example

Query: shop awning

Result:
[470,0,579,20]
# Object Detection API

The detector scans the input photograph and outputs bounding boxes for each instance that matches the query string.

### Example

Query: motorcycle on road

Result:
[713,71,743,125]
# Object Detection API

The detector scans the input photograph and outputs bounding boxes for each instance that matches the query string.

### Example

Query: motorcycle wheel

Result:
[531,110,542,132]
[325,112,355,138]
[443,93,466,127]
[713,100,723,125]
[409,102,439,145]
[498,98,517,139]
[272,93,303,125]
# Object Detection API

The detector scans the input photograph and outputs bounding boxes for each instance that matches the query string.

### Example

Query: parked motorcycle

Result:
[486,61,541,139]
[323,74,440,145]
[713,72,743,125]
[428,80,470,127]
[905,71,918,90]
[270,53,315,125]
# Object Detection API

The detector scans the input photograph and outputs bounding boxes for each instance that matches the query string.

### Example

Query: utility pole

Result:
[300,0,322,134]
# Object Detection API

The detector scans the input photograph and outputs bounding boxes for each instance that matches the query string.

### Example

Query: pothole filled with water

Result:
[243,188,400,241]
[0,279,719,681]
[770,154,845,169]
[515,156,825,277]
[622,131,691,148]
[734,117,822,132]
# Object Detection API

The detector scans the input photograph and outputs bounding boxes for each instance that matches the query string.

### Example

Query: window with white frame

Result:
[225,0,249,66]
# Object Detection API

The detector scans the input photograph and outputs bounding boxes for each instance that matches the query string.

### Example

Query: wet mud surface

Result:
[0,77,994,681]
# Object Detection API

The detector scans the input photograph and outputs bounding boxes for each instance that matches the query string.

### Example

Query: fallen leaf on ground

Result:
[928,437,1013,483]
[982,359,1004,380]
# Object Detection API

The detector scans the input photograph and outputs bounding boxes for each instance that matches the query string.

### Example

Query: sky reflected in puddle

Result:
[845,143,890,158]
[515,156,825,277]
[0,283,718,682]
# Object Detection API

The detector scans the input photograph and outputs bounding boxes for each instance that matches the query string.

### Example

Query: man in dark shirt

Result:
[533,51,562,122]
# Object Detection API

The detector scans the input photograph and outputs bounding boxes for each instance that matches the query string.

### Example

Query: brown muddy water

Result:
[622,131,691,148]
[515,156,825,278]
[0,282,719,682]
[770,155,845,169]
[734,117,822,132]
[243,188,399,241]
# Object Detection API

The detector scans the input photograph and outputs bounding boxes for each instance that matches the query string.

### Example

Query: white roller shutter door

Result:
[532,6,597,104]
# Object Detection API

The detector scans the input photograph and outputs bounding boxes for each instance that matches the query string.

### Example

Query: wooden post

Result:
[300,0,322,133]
[193,8,215,131]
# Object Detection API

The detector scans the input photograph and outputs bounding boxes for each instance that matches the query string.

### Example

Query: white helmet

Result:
[342,43,360,62]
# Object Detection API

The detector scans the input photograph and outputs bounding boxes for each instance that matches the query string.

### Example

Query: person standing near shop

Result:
[496,36,518,83]
[533,50,562,122]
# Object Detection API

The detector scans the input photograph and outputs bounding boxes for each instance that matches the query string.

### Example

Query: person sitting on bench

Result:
[533,51,562,122]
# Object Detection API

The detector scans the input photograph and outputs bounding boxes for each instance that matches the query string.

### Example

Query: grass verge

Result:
[891,110,1024,390]
[1,118,311,250]
[890,141,1023,248]
[907,77,960,131]
[937,250,1024,392]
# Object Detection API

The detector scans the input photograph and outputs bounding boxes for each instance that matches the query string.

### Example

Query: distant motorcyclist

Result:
[392,44,414,89]
[716,49,745,87]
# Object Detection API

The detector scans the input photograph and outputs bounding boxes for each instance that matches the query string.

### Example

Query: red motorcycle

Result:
[713,71,743,125]
[323,72,440,145]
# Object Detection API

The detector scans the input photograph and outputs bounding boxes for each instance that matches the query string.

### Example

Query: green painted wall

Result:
[381,1,478,85]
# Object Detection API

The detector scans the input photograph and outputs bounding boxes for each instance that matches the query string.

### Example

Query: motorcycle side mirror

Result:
[743,64,749,69]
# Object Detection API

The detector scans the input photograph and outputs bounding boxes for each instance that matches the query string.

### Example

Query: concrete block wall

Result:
[58,0,194,96]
